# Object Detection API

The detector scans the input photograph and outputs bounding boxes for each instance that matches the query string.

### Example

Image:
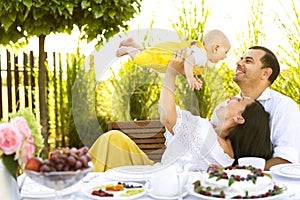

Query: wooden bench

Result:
[108,120,166,163]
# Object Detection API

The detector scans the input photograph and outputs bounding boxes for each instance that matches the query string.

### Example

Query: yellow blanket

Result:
[88,130,154,172]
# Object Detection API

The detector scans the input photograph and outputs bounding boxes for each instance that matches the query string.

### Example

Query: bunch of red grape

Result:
[39,146,92,172]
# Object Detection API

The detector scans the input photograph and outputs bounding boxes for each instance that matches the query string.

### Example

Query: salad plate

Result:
[83,181,145,199]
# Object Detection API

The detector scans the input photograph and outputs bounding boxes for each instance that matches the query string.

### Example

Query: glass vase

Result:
[0,158,21,200]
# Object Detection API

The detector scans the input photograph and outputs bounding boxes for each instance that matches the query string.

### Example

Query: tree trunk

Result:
[38,35,49,156]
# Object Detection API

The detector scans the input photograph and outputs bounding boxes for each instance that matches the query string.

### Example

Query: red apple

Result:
[25,157,42,172]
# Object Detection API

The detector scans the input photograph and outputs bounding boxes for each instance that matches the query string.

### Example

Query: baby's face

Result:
[208,40,231,63]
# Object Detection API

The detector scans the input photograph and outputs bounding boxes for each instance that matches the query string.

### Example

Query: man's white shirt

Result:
[211,88,300,163]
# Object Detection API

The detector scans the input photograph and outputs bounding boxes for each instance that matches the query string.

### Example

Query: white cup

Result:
[238,157,266,170]
[148,164,188,197]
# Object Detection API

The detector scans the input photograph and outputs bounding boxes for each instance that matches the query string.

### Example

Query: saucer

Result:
[270,163,300,179]
[147,190,188,200]
[104,165,152,181]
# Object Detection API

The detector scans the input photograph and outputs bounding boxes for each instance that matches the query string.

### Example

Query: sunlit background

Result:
[1,0,299,150]
[24,0,290,56]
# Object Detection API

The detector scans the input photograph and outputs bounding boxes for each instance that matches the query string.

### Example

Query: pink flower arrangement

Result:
[0,108,43,179]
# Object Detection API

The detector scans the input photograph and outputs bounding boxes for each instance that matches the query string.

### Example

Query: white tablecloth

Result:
[19,171,300,200]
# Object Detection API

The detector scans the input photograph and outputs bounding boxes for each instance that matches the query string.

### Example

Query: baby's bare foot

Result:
[119,38,135,47]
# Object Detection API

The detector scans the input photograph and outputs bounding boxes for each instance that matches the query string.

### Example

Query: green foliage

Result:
[271,0,300,108]
[112,61,162,121]
[70,54,100,147]
[46,51,99,148]
[0,0,142,45]
[272,69,300,108]
[172,0,210,41]
[171,0,210,41]
[96,60,162,122]
[234,0,266,56]
[95,79,114,133]
[65,52,84,148]
[170,0,231,118]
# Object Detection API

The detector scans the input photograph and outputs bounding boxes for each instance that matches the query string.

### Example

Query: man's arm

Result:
[265,157,290,170]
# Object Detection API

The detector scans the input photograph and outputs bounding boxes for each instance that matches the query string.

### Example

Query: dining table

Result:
[18,164,300,200]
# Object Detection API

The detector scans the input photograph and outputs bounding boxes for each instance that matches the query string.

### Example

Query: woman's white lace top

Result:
[161,106,234,171]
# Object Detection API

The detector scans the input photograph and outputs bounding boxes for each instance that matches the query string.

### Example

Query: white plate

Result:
[189,183,287,200]
[270,164,300,179]
[147,190,188,200]
[105,165,153,181]
[190,192,287,200]
[83,181,145,199]
[19,174,82,198]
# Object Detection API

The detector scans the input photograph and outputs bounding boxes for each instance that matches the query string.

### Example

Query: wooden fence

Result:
[0,49,82,151]
[0,50,38,119]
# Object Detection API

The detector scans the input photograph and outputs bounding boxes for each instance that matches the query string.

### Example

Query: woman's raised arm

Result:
[159,51,185,135]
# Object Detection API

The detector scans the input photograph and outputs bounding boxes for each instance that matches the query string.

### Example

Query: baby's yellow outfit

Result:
[133,40,207,75]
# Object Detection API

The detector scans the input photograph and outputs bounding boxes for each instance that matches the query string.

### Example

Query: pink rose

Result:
[18,137,35,164]
[0,123,22,155]
[11,117,31,138]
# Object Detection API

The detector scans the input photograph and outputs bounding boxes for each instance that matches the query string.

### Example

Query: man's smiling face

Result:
[233,49,266,86]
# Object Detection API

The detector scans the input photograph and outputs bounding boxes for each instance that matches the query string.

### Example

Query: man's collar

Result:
[238,88,271,101]
[257,87,271,101]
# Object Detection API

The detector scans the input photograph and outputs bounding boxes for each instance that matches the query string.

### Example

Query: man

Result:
[211,46,300,170]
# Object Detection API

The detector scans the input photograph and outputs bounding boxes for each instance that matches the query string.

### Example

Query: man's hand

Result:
[167,50,185,75]
[265,157,290,170]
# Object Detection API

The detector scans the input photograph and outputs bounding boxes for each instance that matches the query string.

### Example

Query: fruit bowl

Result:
[25,161,93,189]
[24,146,93,199]
[24,161,93,199]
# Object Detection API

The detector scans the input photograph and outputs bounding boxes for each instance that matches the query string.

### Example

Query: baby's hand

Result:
[188,76,202,91]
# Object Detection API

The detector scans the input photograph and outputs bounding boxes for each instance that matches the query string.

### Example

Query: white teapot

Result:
[148,163,190,197]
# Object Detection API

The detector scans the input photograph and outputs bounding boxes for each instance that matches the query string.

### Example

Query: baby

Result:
[116,29,231,90]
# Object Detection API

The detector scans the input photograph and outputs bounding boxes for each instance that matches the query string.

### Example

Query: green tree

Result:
[0,0,141,45]
[0,0,141,149]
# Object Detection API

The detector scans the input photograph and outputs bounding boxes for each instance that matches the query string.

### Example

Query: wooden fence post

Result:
[14,54,20,110]
[6,50,12,113]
